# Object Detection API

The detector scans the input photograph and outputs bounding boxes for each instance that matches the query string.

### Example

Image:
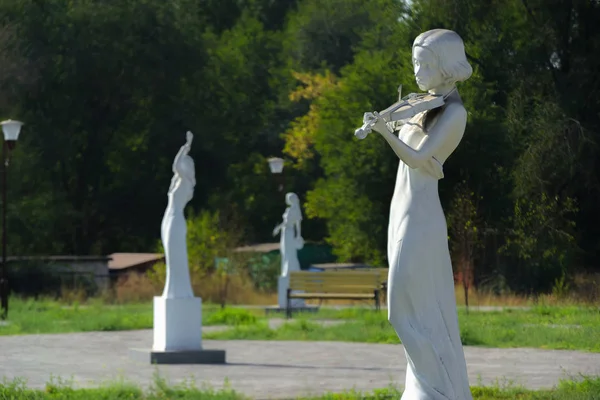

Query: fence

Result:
[6,256,111,298]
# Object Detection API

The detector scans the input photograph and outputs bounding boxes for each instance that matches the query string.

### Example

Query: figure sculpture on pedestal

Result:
[356,29,473,399]
[132,131,225,364]
[161,130,195,298]
[273,192,304,277]
[272,192,305,308]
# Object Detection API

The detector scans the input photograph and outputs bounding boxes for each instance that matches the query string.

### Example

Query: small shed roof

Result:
[108,253,164,270]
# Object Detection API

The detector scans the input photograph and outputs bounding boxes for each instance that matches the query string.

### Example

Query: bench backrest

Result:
[305,267,389,282]
[363,268,389,283]
[289,271,382,293]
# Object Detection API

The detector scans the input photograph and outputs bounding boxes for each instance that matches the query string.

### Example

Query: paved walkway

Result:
[1,330,599,399]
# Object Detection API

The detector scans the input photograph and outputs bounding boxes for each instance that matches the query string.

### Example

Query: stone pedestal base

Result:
[153,296,202,351]
[129,296,226,364]
[277,275,306,308]
[129,348,226,364]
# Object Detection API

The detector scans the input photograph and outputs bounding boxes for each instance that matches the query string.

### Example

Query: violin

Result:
[354,85,450,140]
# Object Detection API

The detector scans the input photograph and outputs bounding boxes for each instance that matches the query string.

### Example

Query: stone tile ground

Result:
[1,330,599,399]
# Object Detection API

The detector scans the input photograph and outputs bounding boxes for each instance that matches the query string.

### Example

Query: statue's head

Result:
[412,29,472,92]
[285,192,299,207]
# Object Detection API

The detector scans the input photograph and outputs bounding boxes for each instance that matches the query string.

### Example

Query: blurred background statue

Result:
[273,192,304,277]
[161,131,195,299]
[273,192,305,308]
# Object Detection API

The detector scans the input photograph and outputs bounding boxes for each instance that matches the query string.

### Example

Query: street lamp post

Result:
[267,157,285,192]
[0,119,23,320]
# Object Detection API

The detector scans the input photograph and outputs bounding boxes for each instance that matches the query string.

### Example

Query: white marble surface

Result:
[161,131,196,299]
[273,193,305,308]
[360,29,474,399]
[153,132,202,352]
[152,296,202,351]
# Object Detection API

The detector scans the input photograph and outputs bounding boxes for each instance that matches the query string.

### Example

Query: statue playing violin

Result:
[354,84,453,140]
[355,29,475,400]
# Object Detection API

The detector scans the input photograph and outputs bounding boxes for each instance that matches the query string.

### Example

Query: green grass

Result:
[1,375,600,399]
[0,375,244,400]
[0,298,260,336]
[204,307,259,326]
[206,306,600,352]
[204,316,396,343]
[458,306,600,351]
[2,297,599,353]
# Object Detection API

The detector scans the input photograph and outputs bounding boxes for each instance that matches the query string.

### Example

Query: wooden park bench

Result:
[286,270,384,318]
[372,268,389,304]
[343,268,389,303]
[366,268,389,290]
[309,264,389,293]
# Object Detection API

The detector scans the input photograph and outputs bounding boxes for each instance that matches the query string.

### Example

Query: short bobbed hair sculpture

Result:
[412,29,473,85]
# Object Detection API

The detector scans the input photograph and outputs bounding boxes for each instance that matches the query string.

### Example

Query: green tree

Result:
[447,181,483,310]
[1,0,209,253]
[304,47,411,264]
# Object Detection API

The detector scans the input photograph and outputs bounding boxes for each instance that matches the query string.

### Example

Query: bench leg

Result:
[374,289,380,311]
[286,288,292,319]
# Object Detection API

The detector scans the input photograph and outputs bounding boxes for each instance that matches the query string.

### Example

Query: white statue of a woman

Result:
[272,192,304,277]
[161,131,196,299]
[361,29,473,399]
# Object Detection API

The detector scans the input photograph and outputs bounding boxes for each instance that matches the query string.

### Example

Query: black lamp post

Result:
[0,119,23,321]
[267,157,285,192]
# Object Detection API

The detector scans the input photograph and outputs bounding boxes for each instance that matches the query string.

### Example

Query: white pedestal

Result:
[153,296,202,351]
[278,275,305,308]
[129,296,225,364]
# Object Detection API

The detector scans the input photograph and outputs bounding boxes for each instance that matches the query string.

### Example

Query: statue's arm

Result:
[173,132,193,174]
[294,219,304,249]
[172,145,187,173]
[375,104,467,169]
[168,175,178,192]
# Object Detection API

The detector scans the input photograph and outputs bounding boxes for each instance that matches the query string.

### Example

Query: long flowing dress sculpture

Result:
[273,192,304,277]
[361,29,473,399]
[161,131,196,299]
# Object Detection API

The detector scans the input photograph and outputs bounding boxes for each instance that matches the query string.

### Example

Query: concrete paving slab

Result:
[0,330,599,399]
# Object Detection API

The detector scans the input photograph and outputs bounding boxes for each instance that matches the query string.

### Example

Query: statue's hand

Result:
[362,111,376,124]
[296,236,305,250]
[272,225,281,236]
[356,112,389,139]
[355,112,375,140]
[368,112,390,135]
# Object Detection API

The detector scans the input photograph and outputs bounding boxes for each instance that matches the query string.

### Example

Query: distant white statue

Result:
[273,192,304,277]
[161,131,196,298]
[357,29,473,399]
